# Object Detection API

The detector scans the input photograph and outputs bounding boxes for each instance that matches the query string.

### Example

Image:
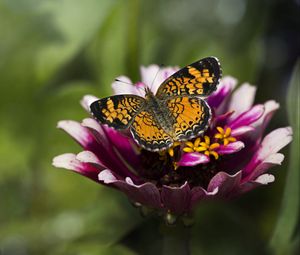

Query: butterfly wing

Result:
[130,110,173,151]
[156,57,221,99]
[90,95,145,129]
[166,96,211,141]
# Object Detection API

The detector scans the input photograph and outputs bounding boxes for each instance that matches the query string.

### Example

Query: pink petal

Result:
[254,173,275,184]
[207,171,242,198]
[98,169,118,183]
[76,150,103,165]
[244,153,285,182]
[229,104,264,129]
[112,75,135,94]
[161,182,191,214]
[239,174,275,193]
[82,118,103,134]
[216,141,245,155]
[253,100,280,129]
[140,65,178,94]
[208,76,237,108]
[100,125,141,172]
[81,118,140,181]
[228,83,257,118]
[178,152,210,167]
[81,118,111,147]
[53,153,102,182]
[80,95,99,112]
[98,171,162,209]
[231,126,255,136]
[243,127,292,179]
[52,153,81,171]
[140,65,159,90]
[257,127,293,160]
[112,76,147,97]
[57,120,94,148]
[213,111,235,127]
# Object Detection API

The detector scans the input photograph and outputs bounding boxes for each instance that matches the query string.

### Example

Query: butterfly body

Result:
[143,88,175,136]
[91,57,221,152]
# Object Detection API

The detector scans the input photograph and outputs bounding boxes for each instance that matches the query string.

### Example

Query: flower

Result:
[52,64,292,223]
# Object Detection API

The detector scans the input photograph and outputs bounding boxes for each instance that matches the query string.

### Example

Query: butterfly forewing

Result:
[156,57,221,99]
[166,96,211,141]
[131,110,173,151]
[90,95,145,129]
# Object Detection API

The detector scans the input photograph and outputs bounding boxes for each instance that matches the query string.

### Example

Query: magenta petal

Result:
[228,83,256,118]
[81,118,140,182]
[208,76,237,109]
[213,111,234,126]
[81,118,113,149]
[253,100,280,130]
[98,170,162,209]
[243,127,292,179]
[178,152,210,166]
[207,171,242,198]
[259,127,293,158]
[216,141,245,155]
[229,104,264,129]
[239,174,275,193]
[161,182,191,214]
[231,126,255,136]
[57,120,94,148]
[245,153,285,180]
[53,153,103,182]
[82,118,138,163]
[190,186,218,209]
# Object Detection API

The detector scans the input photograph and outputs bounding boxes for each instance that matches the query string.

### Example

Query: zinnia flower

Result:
[52,64,292,223]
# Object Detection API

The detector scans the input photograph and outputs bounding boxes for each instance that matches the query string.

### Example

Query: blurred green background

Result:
[0,0,299,254]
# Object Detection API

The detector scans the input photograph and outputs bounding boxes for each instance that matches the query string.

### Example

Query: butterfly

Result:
[90,57,221,152]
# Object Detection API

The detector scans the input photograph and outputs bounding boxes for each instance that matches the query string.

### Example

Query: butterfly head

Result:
[144,86,155,99]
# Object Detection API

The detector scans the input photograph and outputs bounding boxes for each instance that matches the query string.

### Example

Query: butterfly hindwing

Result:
[166,96,211,141]
[130,110,173,151]
[90,95,145,129]
[156,57,221,99]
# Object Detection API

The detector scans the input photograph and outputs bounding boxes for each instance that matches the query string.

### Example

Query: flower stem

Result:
[161,223,191,255]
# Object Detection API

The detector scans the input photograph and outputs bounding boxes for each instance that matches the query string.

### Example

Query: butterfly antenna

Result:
[114,78,134,86]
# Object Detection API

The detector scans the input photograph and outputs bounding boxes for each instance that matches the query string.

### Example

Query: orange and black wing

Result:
[156,57,221,99]
[90,95,145,129]
[130,110,173,151]
[166,96,211,141]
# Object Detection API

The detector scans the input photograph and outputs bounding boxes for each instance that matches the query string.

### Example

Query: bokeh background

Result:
[0,0,299,254]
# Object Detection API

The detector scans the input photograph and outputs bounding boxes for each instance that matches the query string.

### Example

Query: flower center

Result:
[138,125,238,188]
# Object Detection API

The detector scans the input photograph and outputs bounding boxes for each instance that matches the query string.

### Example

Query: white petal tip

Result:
[52,153,79,171]
[76,151,101,164]
[98,170,116,184]
[255,174,275,184]
[80,95,99,112]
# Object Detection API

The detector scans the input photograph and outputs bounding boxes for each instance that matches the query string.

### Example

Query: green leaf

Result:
[34,0,117,84]
[270,60,300,254]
